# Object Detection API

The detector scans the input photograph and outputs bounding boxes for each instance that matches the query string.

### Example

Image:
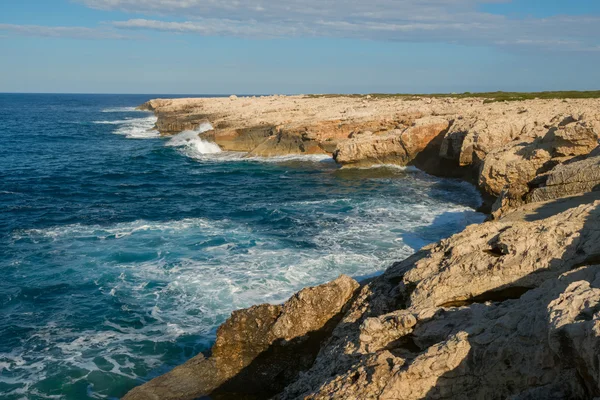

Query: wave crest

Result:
[165,123,221,156]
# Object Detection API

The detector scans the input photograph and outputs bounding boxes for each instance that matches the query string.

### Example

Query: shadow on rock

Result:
[417,199,600,399]
[122,276,360,400]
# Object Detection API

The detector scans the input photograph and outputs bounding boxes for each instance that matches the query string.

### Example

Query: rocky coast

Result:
[126,94,600,399]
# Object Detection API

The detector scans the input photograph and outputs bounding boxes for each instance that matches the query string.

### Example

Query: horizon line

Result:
[2,89,600,97]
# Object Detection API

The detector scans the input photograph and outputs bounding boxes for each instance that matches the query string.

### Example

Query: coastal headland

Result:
[126,92,600,399]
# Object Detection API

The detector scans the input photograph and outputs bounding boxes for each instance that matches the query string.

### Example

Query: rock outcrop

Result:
[333,117,450,168]
[125,190,600,400]
[479,117,600,198]
[126,95,600,400]
[138,99,213,135]
[276,192,600,400]
[139,96,600,205]
[529,153,600,203]
[123,275,359,400]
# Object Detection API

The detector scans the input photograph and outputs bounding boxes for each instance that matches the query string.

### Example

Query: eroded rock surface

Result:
[123,275,358,400]
[276,192,600,400]
[123,190,600,400]
[333,117,450,168]
[140,96,600,206]
[529,153,600,203]
[479,117,600,198]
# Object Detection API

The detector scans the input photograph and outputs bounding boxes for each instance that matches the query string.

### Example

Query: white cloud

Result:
[111,18,302,37]
[86,0,600,51]
[111,17,493,40]
[108,13,600,53]
[6,1,600,51]
[0,23,129,40]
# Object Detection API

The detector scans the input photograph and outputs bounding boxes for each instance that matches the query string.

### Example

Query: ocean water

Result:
[0,94,484,399]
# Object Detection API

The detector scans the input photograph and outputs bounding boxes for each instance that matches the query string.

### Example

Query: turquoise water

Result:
[0,94,484,399]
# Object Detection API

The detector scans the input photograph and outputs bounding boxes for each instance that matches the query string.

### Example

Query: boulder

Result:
[123,275,359,400]
[479,139,553,198]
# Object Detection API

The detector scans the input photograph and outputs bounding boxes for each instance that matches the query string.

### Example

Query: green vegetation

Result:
[307,90,600,103]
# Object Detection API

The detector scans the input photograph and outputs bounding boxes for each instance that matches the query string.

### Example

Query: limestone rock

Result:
[129,95,600,400]
[277,192,600,400]
[155,113,211,135]
[332,129,409,167]
[439,114,542,167]
[200,125,276,152]
[333,117,450,167]
[138,96,600,195]
[399,195,600,310]
[246,130,327,157]
[439,110,599,172]
[549,118,600,157]
[137,99,214,135]
[123,275,359,400]
[529,153,600,202]
[479,139,553,198]
[479,118,600,198]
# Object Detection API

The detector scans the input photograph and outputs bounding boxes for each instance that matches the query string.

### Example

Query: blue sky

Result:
[1,0,599,94]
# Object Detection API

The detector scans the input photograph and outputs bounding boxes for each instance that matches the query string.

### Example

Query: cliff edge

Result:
[125,95,600,399]
[139,95,600,211]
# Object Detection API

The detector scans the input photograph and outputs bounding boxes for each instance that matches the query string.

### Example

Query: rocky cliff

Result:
[139,96,600,208]
[127,95,600,400]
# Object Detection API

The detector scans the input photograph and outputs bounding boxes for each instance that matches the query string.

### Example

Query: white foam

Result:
[95,107,159,139]
[92,119,134,125]
[112,116,159,139]
[353,164,420,171]
[178,150,334,164]
[4,175,485,397]
[243,154,333,163]
[165,123,221,156]
[14,217,215,241]
[100,107,138,113]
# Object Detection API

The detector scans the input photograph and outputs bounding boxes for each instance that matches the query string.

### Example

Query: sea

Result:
[0,93,484,399]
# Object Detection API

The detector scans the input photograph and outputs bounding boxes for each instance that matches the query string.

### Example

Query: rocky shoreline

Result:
[126,95,600,399]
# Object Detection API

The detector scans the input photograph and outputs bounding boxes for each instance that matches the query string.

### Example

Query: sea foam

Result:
[94,107,159,139]
[166,123,221,156]
[3,177,485,399]
[114,116,159,139]
[101,107,138,113]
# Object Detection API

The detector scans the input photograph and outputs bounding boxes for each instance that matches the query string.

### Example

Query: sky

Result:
[0,0,599,94]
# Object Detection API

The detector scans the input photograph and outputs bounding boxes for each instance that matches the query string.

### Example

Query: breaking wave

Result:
[94,115,159,139]
[165,123,221,156]
[101,107,138,113]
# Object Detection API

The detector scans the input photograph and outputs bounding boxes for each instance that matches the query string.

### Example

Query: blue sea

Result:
[0,94,484,399]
